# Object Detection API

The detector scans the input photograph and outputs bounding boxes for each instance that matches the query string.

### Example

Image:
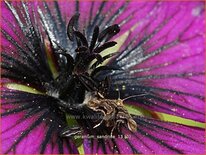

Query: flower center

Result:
[46,14,139,138]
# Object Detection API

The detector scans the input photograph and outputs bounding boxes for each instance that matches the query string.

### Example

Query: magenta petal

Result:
[1,113,77,154]
[1,89,78,154]
[130,116,205,154]
[1,0,205,154]
[108,1,205,122]
[83,116,205,154]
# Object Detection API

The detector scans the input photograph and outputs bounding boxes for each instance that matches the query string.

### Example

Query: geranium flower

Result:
[1,0,205,154]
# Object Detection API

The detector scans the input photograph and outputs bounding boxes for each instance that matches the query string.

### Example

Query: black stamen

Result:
[75,46,88,53]
[65,14,120,76]
[94,41,117,53]
[67,13,80,41]
[91,66,121,78]
[98,24,120,42]
[91,52,118,69]
[74,31,89,47]
[90,26,99,51]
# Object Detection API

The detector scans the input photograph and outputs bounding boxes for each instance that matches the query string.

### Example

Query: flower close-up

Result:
[1,0,205,154]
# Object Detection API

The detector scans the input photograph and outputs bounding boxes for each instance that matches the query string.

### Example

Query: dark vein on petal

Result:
[5,1,47,68]
[148,94,203,114]
[122,40,178,69]
[185,77,204,85]
[100,139,107,154]
[1,29,37,64]
[110,138,120,154]
[116,72,204,81]
[43,2,58,33]
[65,139,73,153]
[112,82,204,100]
[1,98,37,105]
[75,0,79,13]
[115,10,180,66]
[137,117,203,143]
[90,1,106,31]
[57,137,64,154]
[2,53,48,81]
[137,128,183,154]
[54,1,65,30]
[4,1,24,31]
[105,2,128,27]
[88,2,94,28]
[125,126,155,153]
[40,122,54,154]
[2,56,45,84]
[127,53,203,74]
[1,102,37,116]
[5,111,49,154]
[125,138,141,154]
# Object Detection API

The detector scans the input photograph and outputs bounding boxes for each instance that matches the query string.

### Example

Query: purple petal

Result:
[1,1,205,154]
[83,116,205,154]
[1,89,78,154]
[108,1,205,122]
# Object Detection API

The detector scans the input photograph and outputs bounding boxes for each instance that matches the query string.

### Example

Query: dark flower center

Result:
[45,13,120,103]
[44,14,133,137]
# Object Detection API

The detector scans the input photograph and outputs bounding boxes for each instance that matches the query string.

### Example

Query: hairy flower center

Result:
[43,14,139,137]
